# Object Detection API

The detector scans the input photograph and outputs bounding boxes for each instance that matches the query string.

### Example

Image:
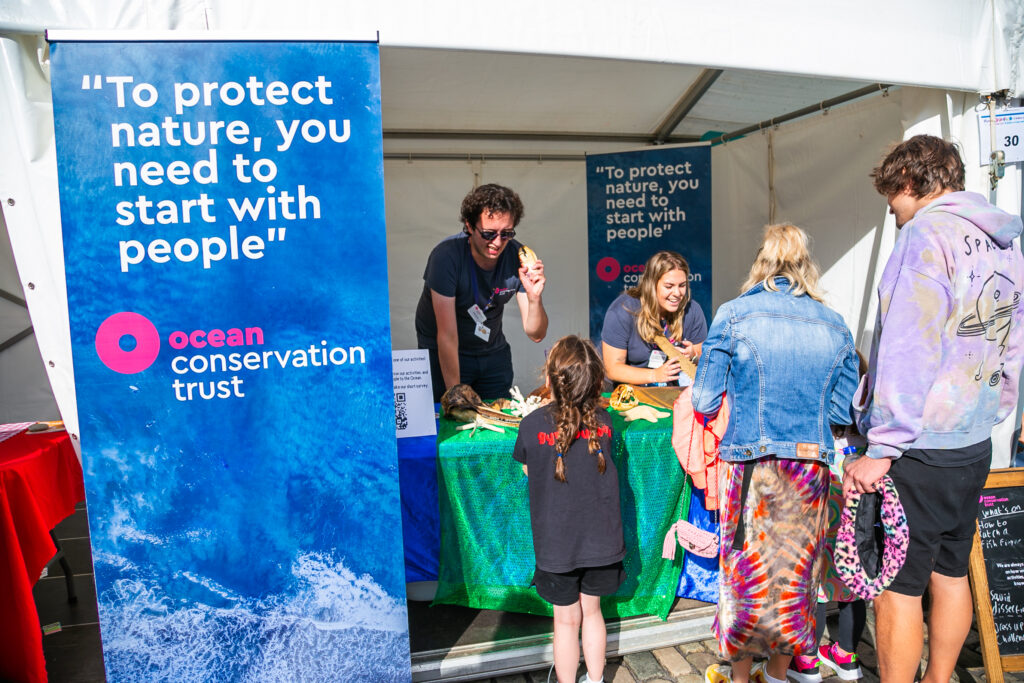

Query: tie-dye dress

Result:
[713,456,830,661]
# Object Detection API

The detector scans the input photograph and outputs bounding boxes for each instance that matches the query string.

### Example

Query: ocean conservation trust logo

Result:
[594,257,704,286]
[594,257,646,285]
[94,311,366,402]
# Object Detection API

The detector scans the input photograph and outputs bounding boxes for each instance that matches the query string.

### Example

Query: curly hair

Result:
[626,251,692,344]
[741,223,825,303]
[545,335,607,483]
[459,183,525,229]
[870,134,965,198]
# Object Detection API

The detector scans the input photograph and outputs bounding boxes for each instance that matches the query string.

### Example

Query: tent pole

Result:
[651,68,724,144]
[710,84,892,145]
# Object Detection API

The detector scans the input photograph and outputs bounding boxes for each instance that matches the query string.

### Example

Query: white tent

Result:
[2,0,1023,462]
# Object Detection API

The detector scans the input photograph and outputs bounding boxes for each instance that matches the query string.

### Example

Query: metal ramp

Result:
[409,600,716,682]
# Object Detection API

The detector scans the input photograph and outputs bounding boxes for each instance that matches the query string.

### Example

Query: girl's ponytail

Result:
[545,336,607,482]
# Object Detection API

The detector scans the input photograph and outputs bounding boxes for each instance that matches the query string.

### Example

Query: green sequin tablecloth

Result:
[433,410,690,620]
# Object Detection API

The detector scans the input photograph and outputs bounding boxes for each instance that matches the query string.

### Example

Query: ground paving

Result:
[474,606,1024,683]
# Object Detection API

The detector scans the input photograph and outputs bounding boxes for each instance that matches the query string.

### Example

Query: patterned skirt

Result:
[713,456,830,661]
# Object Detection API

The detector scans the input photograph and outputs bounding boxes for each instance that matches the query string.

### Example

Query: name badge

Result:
[647,350,667,368]
[467,304,487,324]
[474,323,491,342]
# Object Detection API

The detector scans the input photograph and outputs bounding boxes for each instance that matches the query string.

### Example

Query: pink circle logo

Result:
[596,256,620,282]
[95,312,160,374]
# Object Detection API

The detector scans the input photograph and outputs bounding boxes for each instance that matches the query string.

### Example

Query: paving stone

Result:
[652,647,694,678]
[964,628,981,649]
[676,675,705,683]
[685,652,719,679]
[699,639,719,654]
[624,650,668,681]
[609,659,639,683]
[859,669,880,683]
[854,640,877,670]
[676,640,707,655]
[957,646,984,668]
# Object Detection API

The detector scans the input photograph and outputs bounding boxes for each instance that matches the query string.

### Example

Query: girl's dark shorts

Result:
[533,561,625,606]
[886,442,991,597]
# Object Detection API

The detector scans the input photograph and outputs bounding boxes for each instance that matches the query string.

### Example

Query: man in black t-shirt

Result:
[414,184,548,401]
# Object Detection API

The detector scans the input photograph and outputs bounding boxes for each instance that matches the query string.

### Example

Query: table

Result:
[0,429,85,683]
[431,410,692,620]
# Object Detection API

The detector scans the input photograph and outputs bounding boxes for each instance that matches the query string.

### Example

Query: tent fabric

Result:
[4,1,1018,92]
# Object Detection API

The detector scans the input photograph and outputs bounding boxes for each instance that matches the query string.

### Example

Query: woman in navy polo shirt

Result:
[600,250,707,386]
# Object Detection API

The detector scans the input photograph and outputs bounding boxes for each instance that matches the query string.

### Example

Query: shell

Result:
[441,383,522,427]
[441,384,484,422]
[518,244,538,268]
[609,384,639,411]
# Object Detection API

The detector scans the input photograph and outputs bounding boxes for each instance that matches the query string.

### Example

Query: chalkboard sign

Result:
[969,468,1024,683]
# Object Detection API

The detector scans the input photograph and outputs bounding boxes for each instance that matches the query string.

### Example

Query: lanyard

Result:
[662,320,675,344]
[466,243,498,311]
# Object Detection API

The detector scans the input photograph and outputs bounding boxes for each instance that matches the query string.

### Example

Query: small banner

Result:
[50,39,411,680]
[586,145,712,343]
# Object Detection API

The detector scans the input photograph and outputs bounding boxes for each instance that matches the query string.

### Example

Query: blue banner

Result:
[50,40,411,680]
[586,146,712,343]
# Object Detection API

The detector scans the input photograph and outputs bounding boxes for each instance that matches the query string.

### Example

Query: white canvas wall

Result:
[381,86,1022,464]
[382,89,908,390]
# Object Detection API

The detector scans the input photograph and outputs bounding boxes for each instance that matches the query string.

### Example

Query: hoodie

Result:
[856,191,1024,460]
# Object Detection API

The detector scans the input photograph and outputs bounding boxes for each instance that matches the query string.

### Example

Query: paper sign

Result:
[393,350,437,438]
[978,107,1024,164]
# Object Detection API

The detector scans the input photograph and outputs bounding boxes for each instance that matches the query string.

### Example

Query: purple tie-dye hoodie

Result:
[855,191,1024,459]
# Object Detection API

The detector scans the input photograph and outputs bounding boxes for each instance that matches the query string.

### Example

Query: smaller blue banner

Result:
[586,146,712,343]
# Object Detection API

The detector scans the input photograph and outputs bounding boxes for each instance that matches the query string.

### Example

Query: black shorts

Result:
[886,442,991,597]
[533,561,625,607]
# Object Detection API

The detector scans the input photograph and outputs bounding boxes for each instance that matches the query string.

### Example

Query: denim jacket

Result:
[691,278,859,464]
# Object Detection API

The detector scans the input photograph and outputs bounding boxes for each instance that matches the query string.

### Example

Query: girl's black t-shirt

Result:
[513,405,625,573]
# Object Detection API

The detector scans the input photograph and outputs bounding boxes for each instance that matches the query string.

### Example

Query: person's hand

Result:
[652,358,680,383]
[518,260,545,300]
[842,455,892,498]
[678,340,698,361]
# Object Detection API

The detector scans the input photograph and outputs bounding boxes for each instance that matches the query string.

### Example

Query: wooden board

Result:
[968,467,1024,683]
[631,385,683,411]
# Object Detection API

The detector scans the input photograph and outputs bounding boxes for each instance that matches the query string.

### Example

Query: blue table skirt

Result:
[677,487,719,603]
[397,431,441,583]
[397,423,720,602]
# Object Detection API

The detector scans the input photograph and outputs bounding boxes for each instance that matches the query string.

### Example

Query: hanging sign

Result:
[586,145,712,343]
[978,107,1024,164]
[50,37,411,681]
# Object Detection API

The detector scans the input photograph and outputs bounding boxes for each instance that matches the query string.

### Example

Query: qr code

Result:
[395,392,408,430]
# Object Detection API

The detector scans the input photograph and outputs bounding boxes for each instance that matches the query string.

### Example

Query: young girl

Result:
[513,335,626,683]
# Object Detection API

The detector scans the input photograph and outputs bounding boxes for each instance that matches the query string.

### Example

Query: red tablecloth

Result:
[0,430,85,683]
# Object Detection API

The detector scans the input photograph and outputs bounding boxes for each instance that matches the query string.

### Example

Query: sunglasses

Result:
[475,228,516,241]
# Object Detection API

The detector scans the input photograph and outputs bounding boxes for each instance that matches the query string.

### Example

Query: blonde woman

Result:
[692,224,859,683]
[601,251,707,386]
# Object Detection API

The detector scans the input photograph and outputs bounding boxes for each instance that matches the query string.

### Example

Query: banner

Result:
[586,145,712,343]
[50,39,411,680]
